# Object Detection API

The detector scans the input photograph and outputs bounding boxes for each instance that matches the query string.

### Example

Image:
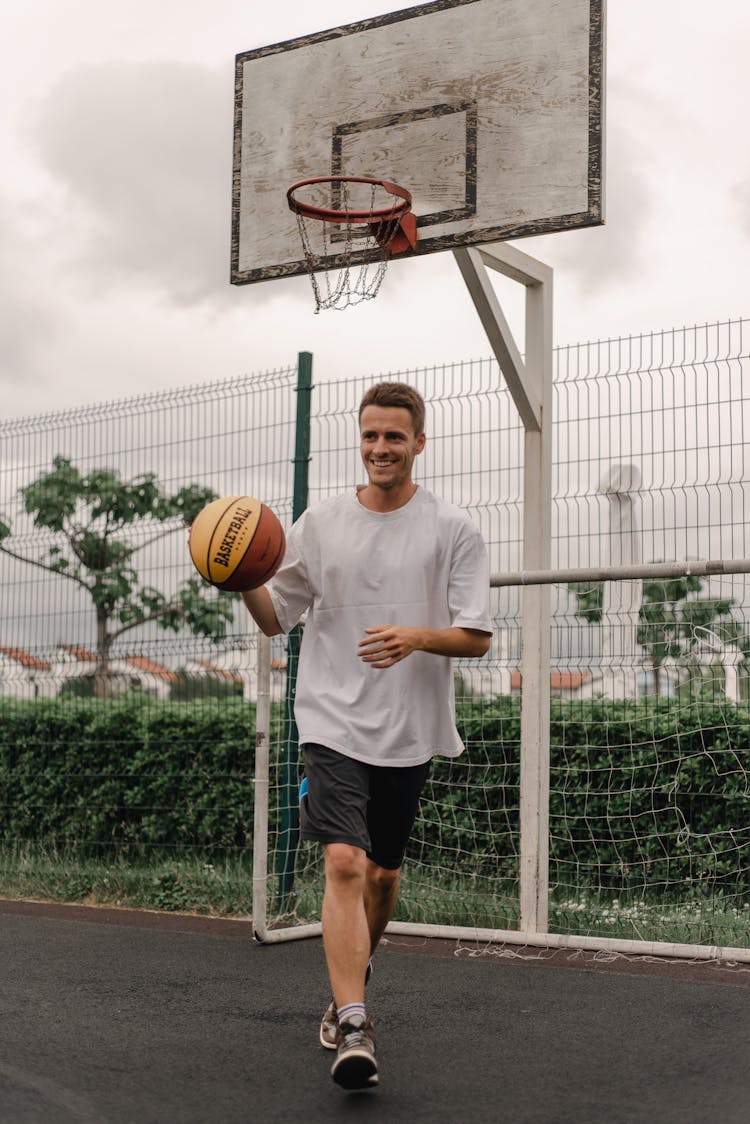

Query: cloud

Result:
[30,61,235,307]
[0,203,64,394]
[529,119,654,295]
[734,173,750,235]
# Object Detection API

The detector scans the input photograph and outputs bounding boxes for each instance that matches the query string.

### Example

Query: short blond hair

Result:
[358,382,425,436]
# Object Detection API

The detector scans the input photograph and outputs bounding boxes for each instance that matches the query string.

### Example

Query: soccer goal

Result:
[252,559,750,963]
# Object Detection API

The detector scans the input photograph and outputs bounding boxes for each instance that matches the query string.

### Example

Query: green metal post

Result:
[277,352,312,907]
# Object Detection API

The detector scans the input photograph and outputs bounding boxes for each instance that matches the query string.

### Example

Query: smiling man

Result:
[241,382,491,1091]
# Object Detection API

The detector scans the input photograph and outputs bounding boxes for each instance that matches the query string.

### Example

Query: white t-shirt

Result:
[267,487,492,766]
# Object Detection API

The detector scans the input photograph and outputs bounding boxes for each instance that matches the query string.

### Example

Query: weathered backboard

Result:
[231,0,605,285]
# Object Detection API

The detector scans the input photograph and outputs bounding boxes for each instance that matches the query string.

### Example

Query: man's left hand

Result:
[358,625,421,668]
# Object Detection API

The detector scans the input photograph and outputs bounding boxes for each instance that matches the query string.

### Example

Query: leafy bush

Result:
[0,698,255,857]
[413,696,749,897]
[1,696,747,899]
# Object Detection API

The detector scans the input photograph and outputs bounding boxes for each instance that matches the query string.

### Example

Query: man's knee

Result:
[324,843,367,884]
[366,859,400,896]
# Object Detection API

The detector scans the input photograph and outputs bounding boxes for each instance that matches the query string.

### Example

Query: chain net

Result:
[292,180,404,312]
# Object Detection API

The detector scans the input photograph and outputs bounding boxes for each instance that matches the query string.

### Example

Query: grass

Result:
[261,861,750,950]
[0,843,253,917]
[1,843,747,951]
[550,890,750,949]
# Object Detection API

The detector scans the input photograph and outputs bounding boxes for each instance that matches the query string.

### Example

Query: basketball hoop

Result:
[287,176,417,312]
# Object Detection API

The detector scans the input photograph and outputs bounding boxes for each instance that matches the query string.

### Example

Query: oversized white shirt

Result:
[267,487,492,766]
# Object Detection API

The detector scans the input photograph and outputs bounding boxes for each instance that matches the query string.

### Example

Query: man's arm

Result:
[241,586,284,637]
[358,624,490,668]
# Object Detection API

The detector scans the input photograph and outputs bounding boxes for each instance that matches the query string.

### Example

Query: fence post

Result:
[252,632,272,941]
[277,351,313,907]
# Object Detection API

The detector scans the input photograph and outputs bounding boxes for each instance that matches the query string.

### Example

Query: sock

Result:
[337,1002,366,1026]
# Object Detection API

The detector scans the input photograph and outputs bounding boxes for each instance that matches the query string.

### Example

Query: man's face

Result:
[359,404,426,491]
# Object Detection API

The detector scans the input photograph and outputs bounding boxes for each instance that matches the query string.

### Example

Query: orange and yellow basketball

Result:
[189,496,285,592]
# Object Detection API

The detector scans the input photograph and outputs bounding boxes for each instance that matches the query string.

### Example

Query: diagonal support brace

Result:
[453,243,553,432]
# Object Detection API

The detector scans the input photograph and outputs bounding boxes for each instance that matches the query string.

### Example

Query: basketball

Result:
[189,496,285,592]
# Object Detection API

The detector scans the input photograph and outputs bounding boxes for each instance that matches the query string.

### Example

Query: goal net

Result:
[253,563,750,960]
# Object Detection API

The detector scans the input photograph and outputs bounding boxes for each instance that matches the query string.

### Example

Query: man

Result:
[242,382,491,1090]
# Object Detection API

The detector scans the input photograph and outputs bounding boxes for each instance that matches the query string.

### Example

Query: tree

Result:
[568,575,738,696]
[0,456,234,698]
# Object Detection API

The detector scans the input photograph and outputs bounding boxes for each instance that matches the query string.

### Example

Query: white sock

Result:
[337,1002,366,1026]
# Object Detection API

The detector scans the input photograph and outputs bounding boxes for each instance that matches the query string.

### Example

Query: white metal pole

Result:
[252,632,272,942]
[489,557,750,586]
[454,244,553,937]
[518,268,553,935]
[385,920,750,964]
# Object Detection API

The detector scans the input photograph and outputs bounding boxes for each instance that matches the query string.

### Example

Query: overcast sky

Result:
[3,1,749,420]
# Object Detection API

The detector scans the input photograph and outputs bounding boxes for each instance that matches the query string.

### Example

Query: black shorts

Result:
[299,743,430,871]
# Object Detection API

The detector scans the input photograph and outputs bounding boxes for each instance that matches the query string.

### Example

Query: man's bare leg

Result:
[364,859,400,954]
[322,843,371,1006]
[322,844,380,1088]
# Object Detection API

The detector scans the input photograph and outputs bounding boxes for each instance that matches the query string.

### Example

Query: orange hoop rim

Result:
[286,175,412,224]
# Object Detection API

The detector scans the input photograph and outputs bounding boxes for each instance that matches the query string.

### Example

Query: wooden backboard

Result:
[231,0,605,285]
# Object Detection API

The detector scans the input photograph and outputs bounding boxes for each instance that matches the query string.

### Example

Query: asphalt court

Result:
[1,899,748,1123]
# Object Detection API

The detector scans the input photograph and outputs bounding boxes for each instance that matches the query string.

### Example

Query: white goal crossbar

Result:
[491,557,750,587]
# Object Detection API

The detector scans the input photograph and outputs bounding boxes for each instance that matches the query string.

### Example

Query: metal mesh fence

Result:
[0,367,298,681]
[1,320,749,942]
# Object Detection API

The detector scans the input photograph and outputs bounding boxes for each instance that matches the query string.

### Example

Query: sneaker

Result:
[319,959,373,1051]
[319,998,338,1050]
[331,1014,378,1090]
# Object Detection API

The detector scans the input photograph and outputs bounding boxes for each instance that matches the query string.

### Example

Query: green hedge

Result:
[1,696,748,896]
[419,696,749,895]
[0,699,256,856]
